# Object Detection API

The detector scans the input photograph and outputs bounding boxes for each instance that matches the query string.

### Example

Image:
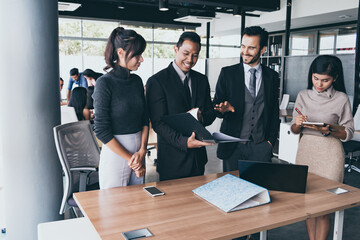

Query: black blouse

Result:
[93,66,149,144]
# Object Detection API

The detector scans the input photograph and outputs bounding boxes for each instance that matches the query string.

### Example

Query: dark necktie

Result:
[184,76,191,103]
[249,68,257,99]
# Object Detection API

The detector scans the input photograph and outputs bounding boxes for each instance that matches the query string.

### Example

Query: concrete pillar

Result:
[0,0,63,239]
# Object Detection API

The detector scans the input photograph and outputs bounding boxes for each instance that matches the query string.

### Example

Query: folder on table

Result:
[192,174,270,213]
[162,113,248,143]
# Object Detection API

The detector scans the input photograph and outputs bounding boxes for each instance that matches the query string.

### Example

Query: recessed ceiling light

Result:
[159,0,169,11]
[58,2,81,12]
[118,3,125,9]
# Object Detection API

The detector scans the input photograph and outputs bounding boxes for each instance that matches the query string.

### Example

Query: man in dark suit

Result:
[214,26,280,172]
[146,32,215,181]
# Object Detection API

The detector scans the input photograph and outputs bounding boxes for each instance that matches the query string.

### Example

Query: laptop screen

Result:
[238,160,308,193]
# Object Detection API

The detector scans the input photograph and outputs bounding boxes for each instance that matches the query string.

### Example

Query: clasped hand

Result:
[128,149,146,178]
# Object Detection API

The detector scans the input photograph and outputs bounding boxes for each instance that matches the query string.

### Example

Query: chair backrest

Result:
[61,106,78,124]
[279,94,290,110]
[53,120,100,214]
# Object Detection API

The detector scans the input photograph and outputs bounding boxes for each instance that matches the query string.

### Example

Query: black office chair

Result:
[342,103,360,174]
[343,140,360,173]
[53,120,100,217]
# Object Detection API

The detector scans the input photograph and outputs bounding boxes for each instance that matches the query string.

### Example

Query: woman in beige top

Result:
[291,55,354,240]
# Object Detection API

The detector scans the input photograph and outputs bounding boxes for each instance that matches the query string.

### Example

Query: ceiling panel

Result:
[59,0,280,27]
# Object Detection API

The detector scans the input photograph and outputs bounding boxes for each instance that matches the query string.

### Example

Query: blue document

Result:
[192,174,271,213]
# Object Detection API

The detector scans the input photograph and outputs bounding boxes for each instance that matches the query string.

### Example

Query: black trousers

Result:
[222,141,273,172]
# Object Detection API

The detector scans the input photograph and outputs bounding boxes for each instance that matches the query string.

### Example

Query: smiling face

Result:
[240,34,266,67]
[174,39,200,73]
[312,73,336,92]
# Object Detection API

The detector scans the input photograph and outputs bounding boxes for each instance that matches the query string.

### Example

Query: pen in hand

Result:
[295,107,308,126]
[295,107,303,115]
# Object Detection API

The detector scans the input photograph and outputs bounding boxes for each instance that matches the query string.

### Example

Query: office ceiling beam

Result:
[58,0,280,25]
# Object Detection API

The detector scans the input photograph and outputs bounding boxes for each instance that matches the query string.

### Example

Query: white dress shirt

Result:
[243,63,262,97]
[172,61,192,95]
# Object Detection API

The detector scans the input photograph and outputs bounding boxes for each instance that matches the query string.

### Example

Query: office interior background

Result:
[0,0,359,239]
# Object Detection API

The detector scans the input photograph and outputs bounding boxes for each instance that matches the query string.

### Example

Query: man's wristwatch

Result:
[322,128,332,137]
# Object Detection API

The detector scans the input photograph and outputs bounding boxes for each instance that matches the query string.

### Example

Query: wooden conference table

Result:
[74,172,360,240]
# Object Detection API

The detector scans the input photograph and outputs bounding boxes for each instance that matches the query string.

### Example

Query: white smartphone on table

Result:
[143,186,165,197]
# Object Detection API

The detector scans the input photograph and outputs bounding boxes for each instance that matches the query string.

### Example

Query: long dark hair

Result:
[83,69,102,80]
[104,27,146,72]
[68,87,88,120]
[307,55,346,94]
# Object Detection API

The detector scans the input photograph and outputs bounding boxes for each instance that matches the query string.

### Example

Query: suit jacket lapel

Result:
[261,64,272,118]
[168,63,191,108]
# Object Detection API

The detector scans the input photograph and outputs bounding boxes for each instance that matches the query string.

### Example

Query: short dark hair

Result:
[59,77,63,82]
[104,27,146,72]
[307,55,346,93]
[176,32,201,50]
[70,68,79,76]
[243,26,268,49]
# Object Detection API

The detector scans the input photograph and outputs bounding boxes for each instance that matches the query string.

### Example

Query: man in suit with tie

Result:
[146,32,216,181]
[214,26,280,172]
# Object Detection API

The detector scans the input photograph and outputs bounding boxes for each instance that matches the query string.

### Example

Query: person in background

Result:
[83,68,102,87]
[213,26,280,172]
[59,77,67,106]
[67,68,88,103]
[60,77,64,91]
[68,87,90,121]
[146,32,215,181]
[83,69,103,110]
[93,27,148,189]
[291,55,354,240]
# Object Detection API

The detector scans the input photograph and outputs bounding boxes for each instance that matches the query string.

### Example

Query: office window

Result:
[209,35,241,58]
[59,17,214,87]
[83,20,118,38]
[210,35,241,45]
[122,24,153,41]
[59,18,81,37]
[153,44,175,74]
[290,33,315,56]
[83,41,107,73]
[209,46,240,58]
[154,27,185,42]
[336,27,356,54]
[318,26,356,55]
[319,32,335,54]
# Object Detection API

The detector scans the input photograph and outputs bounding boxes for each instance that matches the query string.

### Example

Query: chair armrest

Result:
[70,167,97,172]
[69,167,98,192]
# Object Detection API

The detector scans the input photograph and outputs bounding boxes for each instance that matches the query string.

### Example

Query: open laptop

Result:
[238,160,309,193]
